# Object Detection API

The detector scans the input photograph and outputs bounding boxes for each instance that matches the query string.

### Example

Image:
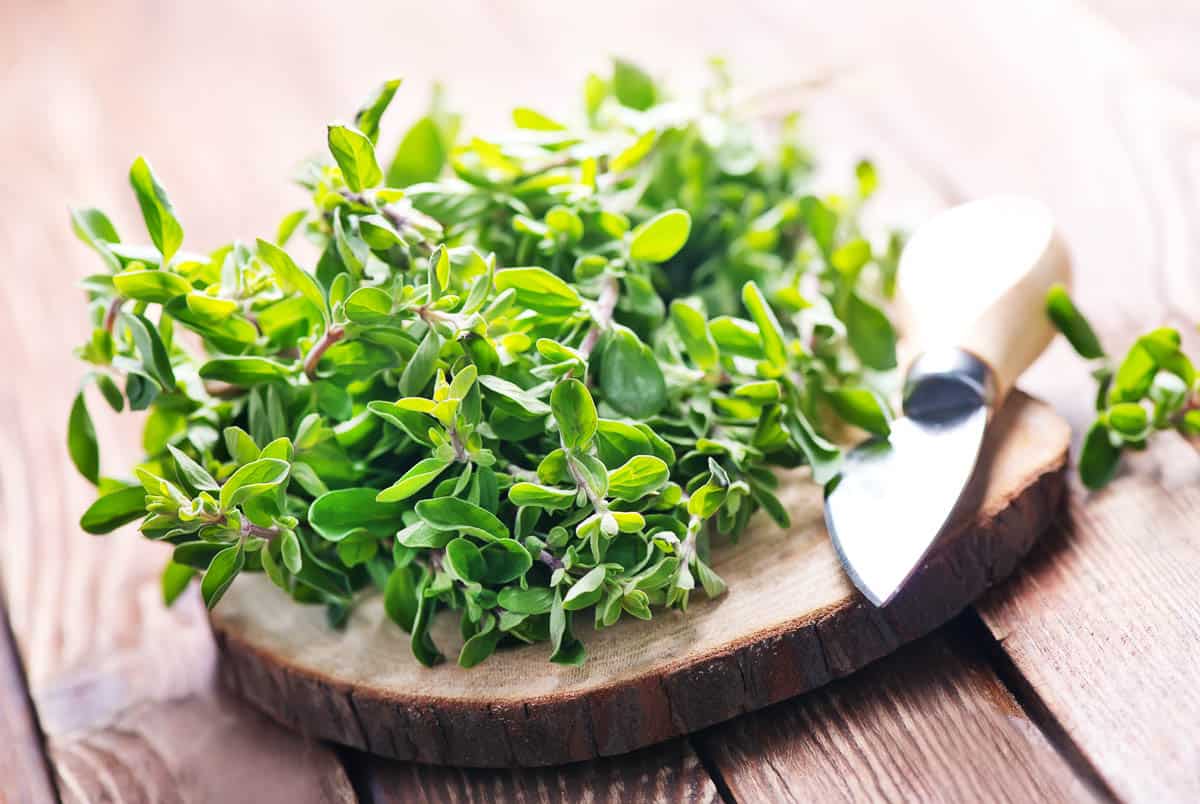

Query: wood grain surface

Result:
[696,624,1096,803]
[0,599,56,804]
[362,738,721,803]
[210,393,1068,766]
[977,437,1200,802]
[1,0,1197,800]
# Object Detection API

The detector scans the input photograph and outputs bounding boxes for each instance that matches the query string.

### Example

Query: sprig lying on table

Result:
[1046,284,1200,488]
[67,61,903,667]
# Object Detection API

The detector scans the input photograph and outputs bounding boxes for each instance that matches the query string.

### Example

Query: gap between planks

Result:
[0,593,59,804]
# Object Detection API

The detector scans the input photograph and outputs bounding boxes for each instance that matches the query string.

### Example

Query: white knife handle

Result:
[895,196,1071,403]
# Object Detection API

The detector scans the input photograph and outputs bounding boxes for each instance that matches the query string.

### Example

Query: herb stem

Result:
[538,549,563,571]
[303,326,345,380]
[580,274,619,357]
[104,297,124,333]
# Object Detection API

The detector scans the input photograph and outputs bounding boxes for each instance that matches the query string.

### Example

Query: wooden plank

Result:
[977,437,1200,803]
[0,599,57,804]
[696,625,1095,803]
[361,739,720,803]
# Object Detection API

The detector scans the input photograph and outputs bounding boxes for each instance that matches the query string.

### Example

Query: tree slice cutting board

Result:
[211,390,1068,767]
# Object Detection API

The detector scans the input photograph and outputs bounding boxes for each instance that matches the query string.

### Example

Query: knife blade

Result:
[824,196,1070,606]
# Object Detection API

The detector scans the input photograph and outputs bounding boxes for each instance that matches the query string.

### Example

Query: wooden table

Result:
[2,1,1198,801]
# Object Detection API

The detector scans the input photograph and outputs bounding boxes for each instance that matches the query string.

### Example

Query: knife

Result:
[824,195,1071,606]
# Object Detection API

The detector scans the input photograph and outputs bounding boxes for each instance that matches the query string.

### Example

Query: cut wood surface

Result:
[1,0,1198,800]
[696,625,1095,803]
[211,392,1068,766]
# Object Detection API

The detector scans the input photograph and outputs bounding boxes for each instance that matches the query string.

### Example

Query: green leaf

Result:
[95,374,124,412]
[387,116,446,187]
[167,444,219,492]
[494,267,582,314]
[1106,402,1148,441]
[629,209,690,263]
[80,485,145,534]
[384,565,419,632]
[336,530,380,567]
[831,239,872,276]
[549,590,585,665]
[477,375,551,417]
[827,387,892,436]
[398,328,442,396]
[123,312,176,391]
[1110,341,1157,403]
[669,300,718,371]
[1046,283,1104,360]
[173,541,226,569]
[1080,420,1121,489]
[275,209,307,247]
[70,207,121,271]
[709,316,765,358]
[327,124,383,192]
[355,78,402,144]
[458,615,502,668]
[343,286,392,324]
[499,585,555,614]
[693,558,726,597]
[280,529,303,574]
[800,195,837,259]
[742,281,788,369]
[607,455,669,501]
[845,293,898,370]
[309,488,406,541]
[161,560,195,606]
[786,410,841,485]
[256,238,328,325]
[410,570,443,666]
[512,107,566,131]
[444,537,485,583]
[480,539,532,584]
[112,269,191,303]
[551,378,597,450]
[612,59,657,110]
[597,326,666,418]
[563,565,606,610]
[855,160,878,198]
[377,457,452,502]
[509,482,576,511]
[68,391,99,484]
[201,543,244,609]
[224,426,260,465]
[415,496,509,541]
[199,356,295,385]
[129,156,184,264]
[219,459,290,511]
[610,130,656,173]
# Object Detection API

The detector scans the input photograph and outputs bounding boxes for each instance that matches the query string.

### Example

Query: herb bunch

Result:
[1046,285,1199,488]
[68,61,902,667]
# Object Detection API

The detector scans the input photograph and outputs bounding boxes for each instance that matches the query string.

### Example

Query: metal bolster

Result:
[902,347,996,422]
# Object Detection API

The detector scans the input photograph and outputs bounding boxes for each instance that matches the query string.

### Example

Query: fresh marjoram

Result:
[67,62,903,667]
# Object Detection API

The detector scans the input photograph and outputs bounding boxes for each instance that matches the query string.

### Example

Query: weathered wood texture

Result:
[211,393,1067,766]
[697,624,1096,803]
[0,0,1197,799]
[978,438,1200,802]
[0,600,56,804]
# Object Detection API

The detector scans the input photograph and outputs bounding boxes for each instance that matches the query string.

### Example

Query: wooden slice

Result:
[211,390,1068,767]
